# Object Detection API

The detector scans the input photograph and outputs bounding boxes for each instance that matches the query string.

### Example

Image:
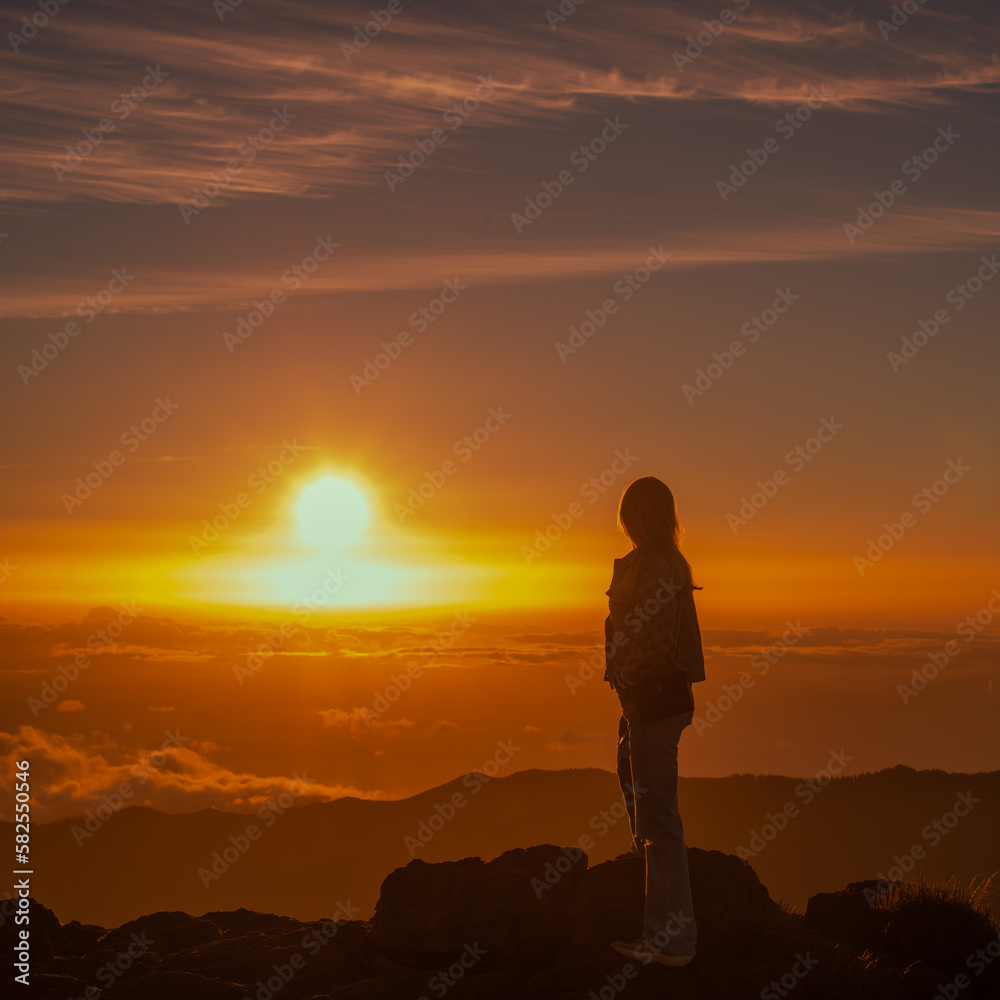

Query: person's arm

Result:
[617,554,683,687]
[603,613,617,684]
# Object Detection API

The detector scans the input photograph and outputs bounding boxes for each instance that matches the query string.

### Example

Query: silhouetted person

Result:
[603,476,705,967]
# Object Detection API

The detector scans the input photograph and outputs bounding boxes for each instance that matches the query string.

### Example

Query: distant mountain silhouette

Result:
[7,844,997,999]
[8,765,998,928]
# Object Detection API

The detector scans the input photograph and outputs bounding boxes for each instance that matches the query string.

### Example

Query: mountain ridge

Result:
[6,765,998,928]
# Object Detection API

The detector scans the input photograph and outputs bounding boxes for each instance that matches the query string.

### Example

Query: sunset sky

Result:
[1,0,998,816]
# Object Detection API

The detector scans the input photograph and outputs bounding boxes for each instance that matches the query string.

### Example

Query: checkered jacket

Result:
[603,547,705,690]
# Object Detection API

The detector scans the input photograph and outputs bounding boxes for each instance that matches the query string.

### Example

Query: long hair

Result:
[616,476,701,590]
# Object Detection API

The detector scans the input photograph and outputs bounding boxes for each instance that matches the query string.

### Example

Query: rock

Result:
[370,844,588,963]
[200,907,301,936]
[11,846,985,999]
[563,848,783,954]
[803,880,887,948]
[98,910,222,953]
[0,897,62,964]
[158,916,372,994]
[688,848,785,947]
[561,849,644,952]
[55,941,157,990]
[1,903,103,964]
[112,969,248,999]
[60,919,107,956]
[517,849,829,1000]
[19,972,100,1000]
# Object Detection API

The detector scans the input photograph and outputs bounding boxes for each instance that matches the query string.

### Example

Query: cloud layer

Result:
[2,0,997,206]
[1,606,996,821]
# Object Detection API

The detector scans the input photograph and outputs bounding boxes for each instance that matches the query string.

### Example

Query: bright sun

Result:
[295,475,370,552]
[177,469,500,612]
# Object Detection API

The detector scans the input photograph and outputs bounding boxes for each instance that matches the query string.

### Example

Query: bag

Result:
[631,670,694,722]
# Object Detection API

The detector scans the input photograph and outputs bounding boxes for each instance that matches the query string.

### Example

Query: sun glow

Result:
[174,469,499,612]
[295,476,370,553]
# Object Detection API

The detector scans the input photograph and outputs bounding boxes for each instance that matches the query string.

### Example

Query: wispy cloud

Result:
[2,206,998,316]
[1,0,997,208]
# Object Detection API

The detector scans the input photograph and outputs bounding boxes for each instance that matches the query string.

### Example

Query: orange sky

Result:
[1,0,998,810]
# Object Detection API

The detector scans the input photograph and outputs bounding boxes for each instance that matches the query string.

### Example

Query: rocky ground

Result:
[5,845,988,999]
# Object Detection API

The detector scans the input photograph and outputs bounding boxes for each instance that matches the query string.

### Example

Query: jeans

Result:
[615,685,697,955]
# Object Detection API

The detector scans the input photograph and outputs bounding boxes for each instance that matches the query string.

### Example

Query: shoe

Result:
[611,938,694,967]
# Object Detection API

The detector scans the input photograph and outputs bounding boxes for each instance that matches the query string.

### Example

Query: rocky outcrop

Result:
[803,879,887,947]
[2,847,983,999]
[803,879,1000,1000]
[371,844,587,962]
